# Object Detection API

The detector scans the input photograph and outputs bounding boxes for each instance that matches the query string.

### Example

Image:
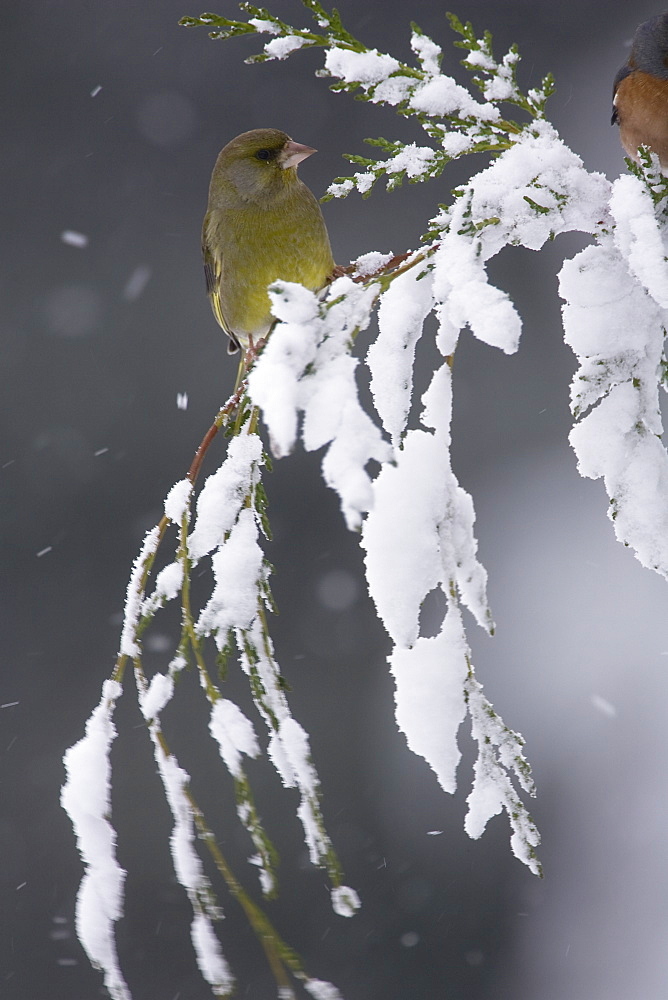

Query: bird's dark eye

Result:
[256,149,272,161]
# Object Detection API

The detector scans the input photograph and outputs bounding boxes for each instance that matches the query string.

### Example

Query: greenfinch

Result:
[202,128,335,354]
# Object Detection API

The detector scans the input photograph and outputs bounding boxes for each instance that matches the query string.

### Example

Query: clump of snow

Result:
[411,30,442,75]
[248,278,390,529]
[331,885,361,918]
[209,699,259,779]
[249,853,275,896]
[164,478,192,523]
[303,978,345,1000]
[434,122,610,257]
[385,143,437,178]
[248,282,322,456]
[60,680,131,1000]
[410,75,499,120]
[570,384,668,575]
[560,244,648,359]
[324,46,401,86]
[463,48,496,71]
[432,234,521,355]
[190,912,234,996]
[428,122,611,361]
[158,752,208,891]
[353,171,375,195]
[483,73,516,102]
[248,17,280,34]
[326,178,354,199]
[469,48,520,102]
[610,174,668,307]
[390,608,468,794]
[120,525,161,657]
[188,433,263,562]
[353,250,395,277]
[362,363,492,647]
[440,132,476,158]
[362,429,445,646]
[276,717,317,795]
[139,671,174,721]
[197,508,264,637]
[367,263,434,445]
[560,179,668,579]
[266,729,294,787]
[371,73,418,106]
[141,561,182,618]
[264,34,307,59]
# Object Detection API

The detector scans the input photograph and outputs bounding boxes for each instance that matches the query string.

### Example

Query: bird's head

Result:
[211,128,317,203]
[629,12,668,78]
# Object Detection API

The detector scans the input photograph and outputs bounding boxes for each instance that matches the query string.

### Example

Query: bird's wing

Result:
[202,222,241,353]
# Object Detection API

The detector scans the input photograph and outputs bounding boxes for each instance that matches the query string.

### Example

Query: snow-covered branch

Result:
[62,3,668,996]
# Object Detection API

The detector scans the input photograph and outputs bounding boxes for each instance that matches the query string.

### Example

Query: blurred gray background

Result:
[2,1,668,998]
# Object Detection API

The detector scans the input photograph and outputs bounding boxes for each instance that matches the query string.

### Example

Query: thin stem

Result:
[112,376,254,686]
[135,657,302,991]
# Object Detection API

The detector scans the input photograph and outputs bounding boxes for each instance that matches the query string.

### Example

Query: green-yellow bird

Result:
[202,128,335,354]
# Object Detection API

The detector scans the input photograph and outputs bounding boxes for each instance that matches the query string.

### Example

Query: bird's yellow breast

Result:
[204,179,334,344]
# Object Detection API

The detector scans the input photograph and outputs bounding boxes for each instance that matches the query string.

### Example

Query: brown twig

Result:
[186,337,265,485]
[329,244,440,287]
[114,340,268,683]
[352,250,413,281]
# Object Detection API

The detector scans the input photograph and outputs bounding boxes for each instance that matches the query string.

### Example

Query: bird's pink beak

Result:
[280,139,317,169]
